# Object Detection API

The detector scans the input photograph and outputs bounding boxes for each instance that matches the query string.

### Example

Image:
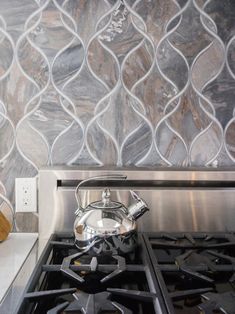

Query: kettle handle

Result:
[75,174,127,214]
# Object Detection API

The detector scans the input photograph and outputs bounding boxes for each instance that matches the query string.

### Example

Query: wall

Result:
[0,0,235,229]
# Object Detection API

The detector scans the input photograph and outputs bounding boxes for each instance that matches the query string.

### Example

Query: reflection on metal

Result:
[39,166,235,242]
[2,0,235,226]
[73,174,149,254]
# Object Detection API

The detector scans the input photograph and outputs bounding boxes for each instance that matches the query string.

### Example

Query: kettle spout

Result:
[127,191,149,221]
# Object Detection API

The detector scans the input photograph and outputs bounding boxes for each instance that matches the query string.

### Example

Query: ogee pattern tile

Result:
[0,0,234,229]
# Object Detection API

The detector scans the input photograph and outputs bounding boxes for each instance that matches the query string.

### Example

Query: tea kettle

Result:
[74,175,149,254]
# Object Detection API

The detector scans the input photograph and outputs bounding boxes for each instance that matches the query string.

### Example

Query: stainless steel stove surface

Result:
[15,232,235,314]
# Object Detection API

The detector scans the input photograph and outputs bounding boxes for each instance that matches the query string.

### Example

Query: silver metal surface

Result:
[75,174,127,212]
[75,174,149,254]
[39,166,235,242]
[74,196,138,254]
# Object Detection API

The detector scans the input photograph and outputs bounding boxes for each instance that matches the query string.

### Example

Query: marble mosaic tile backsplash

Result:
[0,0,235,224]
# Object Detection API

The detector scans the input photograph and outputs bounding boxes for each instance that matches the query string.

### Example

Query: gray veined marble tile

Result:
[0,181,6,196]
[27,1,74,63]
[208,145,234,167]
[154,84,222,166]
[0,0,235,214]
[52,38,84,89]
[62,0,112,45]
[132,0,179,45]
[15,212,38,232]
[71,146,100,166]
[0,147,37,203]
[93,83,144,146]
[191,40,224,93]
[0,102,6,128]
[86,119,119,165]
[51,120,84,165]
[166,87,213,145]
[122,40,153,91]
[16,118,49,169]
[157,39,189,92]
[121,121,153,166]
[86,82,152,165]
[0,33,14,78]
[63,63,108,126]
[17,38,49,90]
[155,120,188,166]
[225,119,235,161]
[205,0,235,44]
[136,144,167,167]
[227,37,235,75]
[168,0,213,66]
[98,1,144,65]
[190,122,222,166]
[132,63,177,127]
[176,0,188,8]
[203,67,235,128]
[0,0,39,43]
[28,83,74,147]
[0,61,38,126]
[88,38,119,90]
[0,115,14,162]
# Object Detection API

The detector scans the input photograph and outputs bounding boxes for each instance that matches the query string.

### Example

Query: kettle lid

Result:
[89,200,123,209]
[89,188,123,210]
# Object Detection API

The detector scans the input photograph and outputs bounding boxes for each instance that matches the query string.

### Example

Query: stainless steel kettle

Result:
[74,175,149,255]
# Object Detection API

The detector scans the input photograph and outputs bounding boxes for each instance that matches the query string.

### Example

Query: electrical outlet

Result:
[15,177,37,212]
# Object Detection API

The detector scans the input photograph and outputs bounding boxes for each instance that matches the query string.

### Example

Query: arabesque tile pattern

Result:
[0,0,235,222]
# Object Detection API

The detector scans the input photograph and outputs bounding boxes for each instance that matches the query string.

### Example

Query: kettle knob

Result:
[102,188,111,205]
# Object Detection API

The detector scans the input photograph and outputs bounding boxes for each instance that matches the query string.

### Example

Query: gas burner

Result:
[199,291,235,314]
[149,233,235,249]
[47,291,132,314]
[15,233,163,314]
[61,250,127,284]
[207,250,235,282]
[46,289,163,314]
[175,250,216,283]
[143,232,235,313]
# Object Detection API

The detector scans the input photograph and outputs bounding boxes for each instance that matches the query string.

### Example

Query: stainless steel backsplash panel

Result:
[39,167,235,241]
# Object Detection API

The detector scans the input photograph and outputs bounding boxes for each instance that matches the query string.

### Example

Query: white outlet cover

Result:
[15,177,37,213]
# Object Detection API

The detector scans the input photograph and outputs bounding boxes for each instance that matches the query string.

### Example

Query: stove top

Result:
[143,232,235,314]
[15,232,235,314]
[15,233,164,314]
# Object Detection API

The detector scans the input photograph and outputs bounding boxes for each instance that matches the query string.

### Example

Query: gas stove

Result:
[15,233,164,314]
[144,232,235,313]
[15,232,235,314]
[13,167,235,314]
